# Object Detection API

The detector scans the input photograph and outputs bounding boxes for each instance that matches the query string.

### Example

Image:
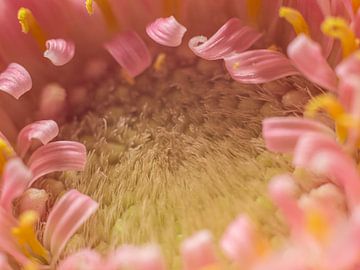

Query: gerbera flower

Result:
[1,0,360,269]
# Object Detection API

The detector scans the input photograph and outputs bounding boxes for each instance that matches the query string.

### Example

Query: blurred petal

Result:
[0,158,32,212]
[44,39,75,66]
[225,50,299,83]
[262,117,334,153]
[38,83,67,119]
[104,31,151,77]
[27,141,86,184]
[336,52,360,81]
[43,190,98,262]
[16,120,59,158]
[0,253,12,270]
[146,16,187,47]
[0,63,32,99]
[287,35,338,92]
[58,249,103,270]
[180,231,218,270]
[189,18,262,60]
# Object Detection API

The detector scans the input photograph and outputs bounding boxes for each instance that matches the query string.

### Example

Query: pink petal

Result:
[268,175,304,234]
[336,52,360,82]
[146,16,187,47]
[287,35,338,92]
[224,50,299,84]
[104,31,151,77]
[262,117,334,153]
[43,190,98,262]
[0,253,12,270]
[0,158,32,212]
[0,63,32,99]
[220,215,256,265]
[16,120,59,158]
[44,39,75,66]
[27,141,86,185]
[106,245,166,270]
[337,77,360,116]
[294,133,360,209]
[58,249,103,270]
[188,18,262,60]
[180,231,218,270]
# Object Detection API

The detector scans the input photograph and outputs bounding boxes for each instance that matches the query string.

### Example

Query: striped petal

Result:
[287,35,338,92]
[16,120,59,158]
[0,158,32,213]
[0,63,32,99]
[188,18,262,60]
[104,31,151,77]
[262,117,334,153]
[225,50,299,83]
[43,190,98,262]
[44,39,75,66]
[27,141,86,185]
[146,16,187,47]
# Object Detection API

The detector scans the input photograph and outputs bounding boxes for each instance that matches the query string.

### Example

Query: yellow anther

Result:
[17,8,47,50]
[321,17,358,57]
[0,139,14,174]
[12,211,49,263]
[86,0,119,31]
[305,210,328,242]
[279,7,310,35]
[163,0,181,17]
[153,53,167,72]
[247,0,262,24]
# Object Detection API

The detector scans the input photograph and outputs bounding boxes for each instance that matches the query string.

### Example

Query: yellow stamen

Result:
[279,7,310,35]
[353,0,360,12]
[153,53,167,72]
[17,8,47,50]
[85,0,118,31]
[305,210,328,242]
[12,211,49,263]
[0,139,14,174]
[321,17,358,57]
[163,0,181,17]
[247,0,262,24]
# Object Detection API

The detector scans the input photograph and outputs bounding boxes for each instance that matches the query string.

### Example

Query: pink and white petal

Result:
[180,231,218,270]
[16,120,59,158]
[27,141,86,185]
[104,31,151,77]
[44,39,75,66]
[0,253,12,270]
[225,50,300,84]
[268,175,304,234]
[294,133,360,209]
[189,18,262,60]
[220,215,256,265]
[0,158,32,212]
[58,249,103,270]
[262,117,334,153]
[106,245,166,270]
[146,16,187,47]
[287,35,338,92]
[0,63,32,99]
[43,190,98,262]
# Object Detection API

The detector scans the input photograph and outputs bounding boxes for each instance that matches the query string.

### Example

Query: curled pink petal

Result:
[225,50,299,83]
[220,215,256,265]
[146,16,187,47]
[287,35,338,92]
[262,117,334,153]
[269,175,304,234]
[294,133,360,209]
[107,245,166,270]
[104,31,151,77]
[189,18,262,60]
[44,39,75,66]
[58,249,103,270]
[0,63,32,99]
[180,231,218,270]
[43,190,98,262]
[0,158,32,212]
[27,141,86,185]
[16,120,59,158]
